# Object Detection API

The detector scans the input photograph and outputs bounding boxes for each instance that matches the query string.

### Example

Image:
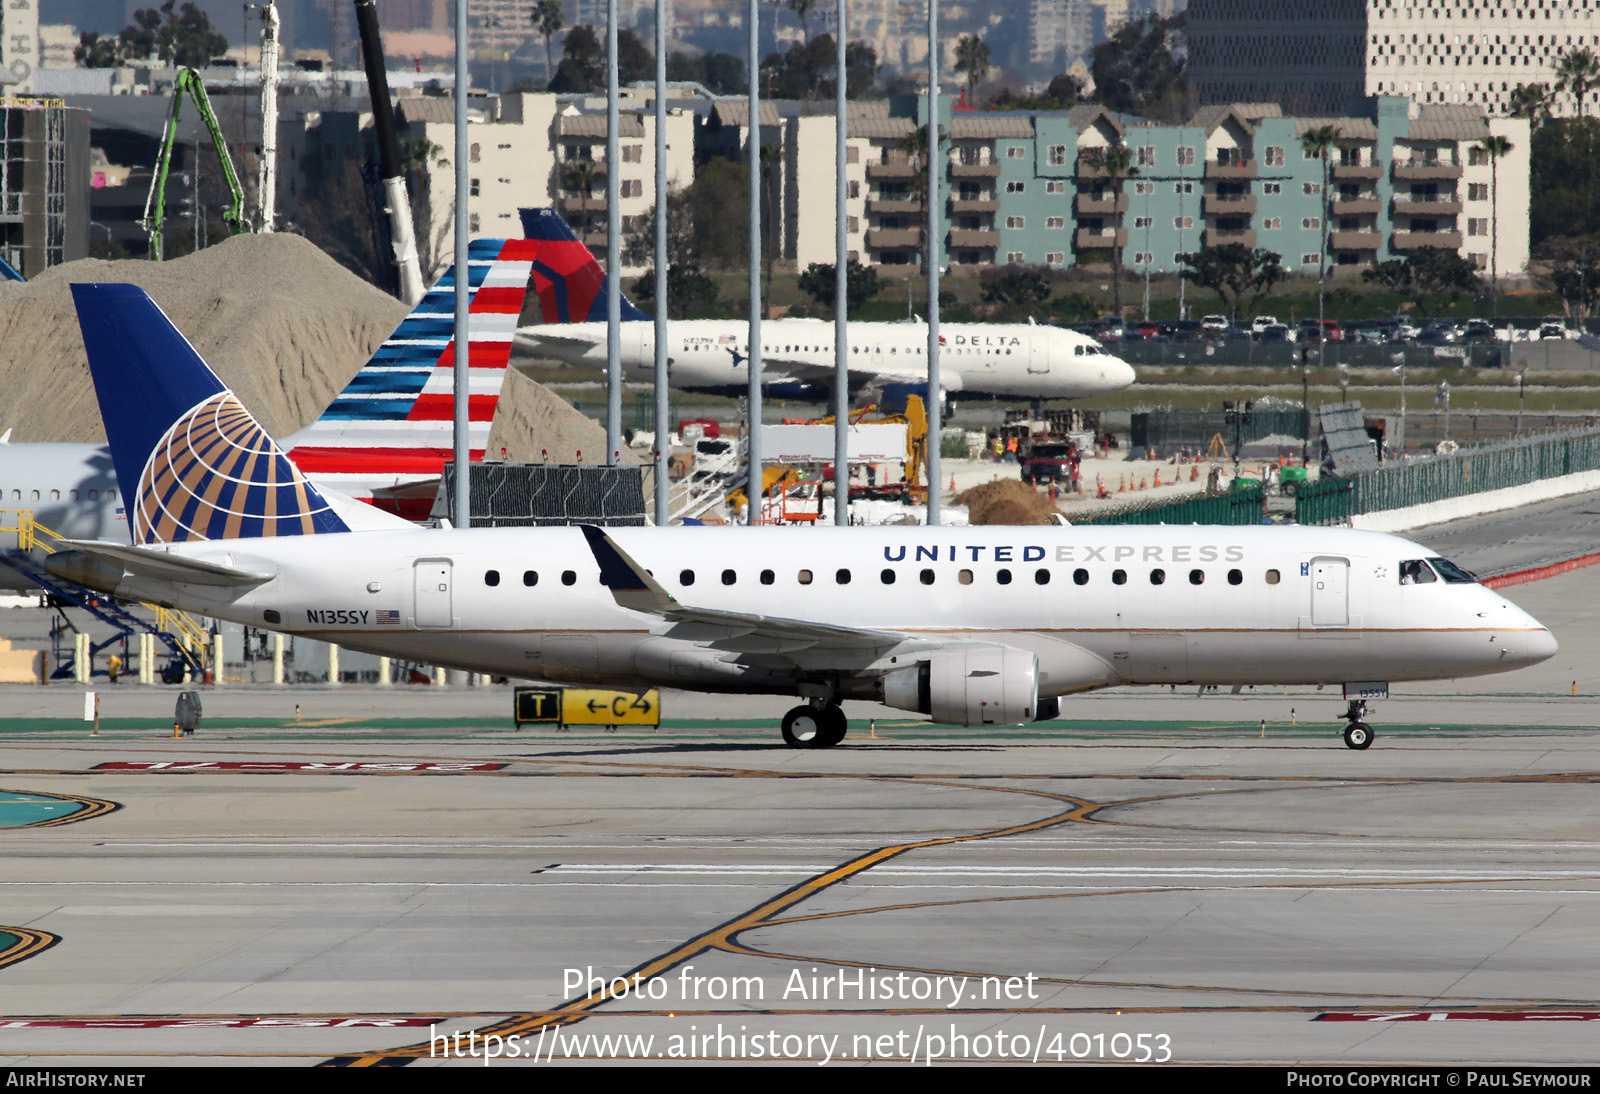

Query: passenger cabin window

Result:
[1265,569,1280,585]
[680,569,696,585]
[1073,568,1088,585]
[920,569,935,585]
[1399,559,1437,585]
[760,569,775,585]
[484,570,500,587]
[798,569,813,585]
[561,570,577,586]
[721,569,737,585]
[1150,568,1166,585]
[523,570,538,586]
[836,568,851,584]
[1035,569,1050,585]
[1227,569,1243,585]
[881,568,897,584]
[996,568,1012,585]
[1112,569,1127,585]
[958,569,973,585]
[1189,569,1204,585]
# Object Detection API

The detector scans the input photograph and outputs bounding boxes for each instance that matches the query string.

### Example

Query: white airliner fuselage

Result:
[518,319,1137,399]
[59,524,1554,746]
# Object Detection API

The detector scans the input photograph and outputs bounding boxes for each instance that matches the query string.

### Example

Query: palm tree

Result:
[1100,143,1137,318]
[954,34,990,104]
[1477,133,1514,318]
[759,142,781,302]
[1508,82,1556,123]
[787,0,815,46]
[561,158,600,236]
[530,0,563,84]
[1555,46,1600,117]
[1300,124,1341,363]
[900,122,946,279]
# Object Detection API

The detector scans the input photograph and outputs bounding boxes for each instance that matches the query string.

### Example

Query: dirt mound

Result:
[952,478,1061,525]
[0,233,621,466]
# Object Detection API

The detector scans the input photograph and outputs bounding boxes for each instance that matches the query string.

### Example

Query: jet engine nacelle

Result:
[879,646,1040,726]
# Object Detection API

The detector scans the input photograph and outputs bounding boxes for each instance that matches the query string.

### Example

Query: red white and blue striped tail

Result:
[282,238,540,520]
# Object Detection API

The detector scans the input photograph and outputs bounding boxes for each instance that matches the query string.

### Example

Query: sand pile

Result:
[0,233,616,464]
[952,478,1062,525]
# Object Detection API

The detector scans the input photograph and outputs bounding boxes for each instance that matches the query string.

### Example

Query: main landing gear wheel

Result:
[780,704,848,749]
[1343,721,1374,750]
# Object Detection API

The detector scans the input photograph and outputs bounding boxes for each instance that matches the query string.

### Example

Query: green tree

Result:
[73,31,122,68]
[630,265,720,318]
[560,158,601,235]
[979,267,1051,310]
[991,74,1081,112]
[1300,124,1341,352]
[530,0,564,82]
[1097,144,1138,317]
[1530,116,1600,246]
[118,2,228,68]
[1089,12,1186,123]
[1509,82,1556,122]
[797,259,883,317]
[1556,46,1600,118]
[899,122,948,276]
[1533,235,1600,321]
[954,34,990,103]
[1177,244,1285,320]
[616,28,653,84]
[683,157,750,269]
[761,36,877,100]
[548,25,603,92]
[622,187,696,269]
[1364,248,1479,317]
[1477,133,1514,317]
[787,0,816,46]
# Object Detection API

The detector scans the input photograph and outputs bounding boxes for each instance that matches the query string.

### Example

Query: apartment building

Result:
[1189,0,1600,117]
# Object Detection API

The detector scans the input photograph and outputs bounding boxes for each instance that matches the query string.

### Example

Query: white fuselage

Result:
[98,524,1554,701]
[519,319,1137,400]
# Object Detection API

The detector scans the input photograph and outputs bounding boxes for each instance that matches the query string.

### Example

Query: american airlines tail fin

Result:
[280,238,540,514]
[519,207,650,324]
[71,283,361,545]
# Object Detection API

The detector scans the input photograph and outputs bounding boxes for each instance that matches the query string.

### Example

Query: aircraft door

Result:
[413,558,454,628]
[1309,557,1350,627]
[1028,333,1050,374]
[635,324,655,372]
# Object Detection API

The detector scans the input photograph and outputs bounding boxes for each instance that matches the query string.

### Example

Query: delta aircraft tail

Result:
[280,238,540,516]
[518,207,649,324]
[70,283,384,545]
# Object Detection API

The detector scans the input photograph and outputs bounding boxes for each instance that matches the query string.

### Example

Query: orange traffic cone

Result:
[1190,464,1198,481]
[1153,469,1162,487]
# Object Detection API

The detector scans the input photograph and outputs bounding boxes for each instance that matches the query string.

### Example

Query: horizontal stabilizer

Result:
[49,540,274,588]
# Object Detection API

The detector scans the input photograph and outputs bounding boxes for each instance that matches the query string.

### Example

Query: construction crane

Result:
[353,0,424,304]
[140,68,247,260]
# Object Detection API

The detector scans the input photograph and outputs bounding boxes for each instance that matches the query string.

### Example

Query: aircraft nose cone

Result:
[1102,358,1137,393]
[1523,627,1559,665]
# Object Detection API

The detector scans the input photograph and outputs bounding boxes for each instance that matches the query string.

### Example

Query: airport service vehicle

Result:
[51,283,1558,751]
[513,208,1136,402]
[0,236,536,574]
[1019,440,1077,486]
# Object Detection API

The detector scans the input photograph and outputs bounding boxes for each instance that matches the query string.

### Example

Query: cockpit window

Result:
[1427,557,1478,584]
[1398,559,1437,585]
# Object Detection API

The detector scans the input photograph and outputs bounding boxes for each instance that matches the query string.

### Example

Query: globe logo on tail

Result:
[135,392,348,543]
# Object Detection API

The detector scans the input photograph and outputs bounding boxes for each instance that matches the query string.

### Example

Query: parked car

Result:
[1251,315,1282,337]
[1258,324,1293,343]
[1020,441,1077,486]
[1200,314,1229,334]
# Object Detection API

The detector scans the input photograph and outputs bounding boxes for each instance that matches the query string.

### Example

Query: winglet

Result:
[578,525,678,615]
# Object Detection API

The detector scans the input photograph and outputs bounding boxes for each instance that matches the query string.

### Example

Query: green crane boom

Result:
[141,68,248,260]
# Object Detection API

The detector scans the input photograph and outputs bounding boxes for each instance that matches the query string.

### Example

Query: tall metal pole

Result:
[653,1,669,520]
[452,0,470,529]
[832,0,849,527]
[605,0,622,466]
[924,0,941,526]
[745,0,763,525]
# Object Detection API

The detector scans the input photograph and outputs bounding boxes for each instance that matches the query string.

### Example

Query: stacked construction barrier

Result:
[1295,423,1600,526]
[1076,483,1268,526]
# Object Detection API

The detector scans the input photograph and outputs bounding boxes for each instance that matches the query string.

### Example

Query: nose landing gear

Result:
[1342,699,1375,750]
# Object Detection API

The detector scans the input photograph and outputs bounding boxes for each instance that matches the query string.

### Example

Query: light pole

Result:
[1391,353,1406,457]
[1516,367,1526,435]
[1437,380,1452,442]
[1301,365,1312,464]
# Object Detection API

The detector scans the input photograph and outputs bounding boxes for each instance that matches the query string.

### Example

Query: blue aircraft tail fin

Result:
[70,283,351,544]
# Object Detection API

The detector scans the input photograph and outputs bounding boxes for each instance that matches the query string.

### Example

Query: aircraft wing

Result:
[515,328,600,351]
[761,354,962,391]
[579,525,904,652]
[49,540,275,588]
